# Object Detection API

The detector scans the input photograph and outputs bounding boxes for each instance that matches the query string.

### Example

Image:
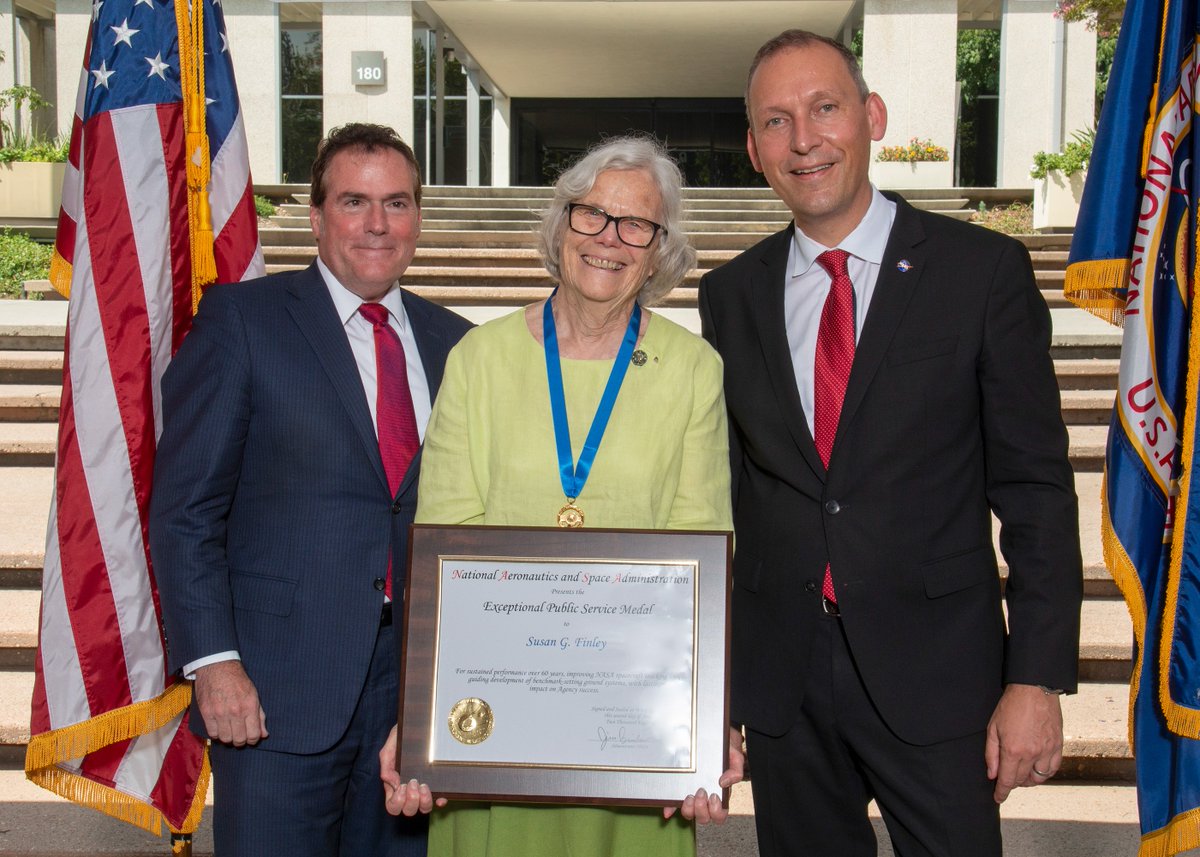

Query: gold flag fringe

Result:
[26,766,163,834]
[1100,482,1150,748]
[170,742,211,837]
[175,0,216,315]
[1155,188,1200,740]
[24,682,208,836]
[1139,804,1200,857]
[48,249,72,299]
[1064,258,1131,328]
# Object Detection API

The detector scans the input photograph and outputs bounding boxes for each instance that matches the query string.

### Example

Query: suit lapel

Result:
[285,264,390,494]
[404,291,453,396]
[836,198,927,440]
[752,228,827,480]
[397,290,454,497]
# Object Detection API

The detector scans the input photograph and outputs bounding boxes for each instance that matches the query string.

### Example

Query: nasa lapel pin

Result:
[896,259,914,273]
[631,350,648,366]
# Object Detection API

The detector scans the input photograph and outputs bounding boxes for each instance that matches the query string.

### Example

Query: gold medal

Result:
[448,697,494,745]
[557,499,584,528]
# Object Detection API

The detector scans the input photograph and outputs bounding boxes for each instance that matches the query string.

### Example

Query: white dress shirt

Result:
[182,261,430,678]
[784,187,897,436]
[316,257,432,438]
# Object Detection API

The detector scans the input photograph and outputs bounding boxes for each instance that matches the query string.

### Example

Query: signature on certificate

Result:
[595,726,655,752]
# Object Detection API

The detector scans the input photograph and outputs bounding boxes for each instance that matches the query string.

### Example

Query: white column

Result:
[0,0,15,144]
[18,16,53,138]
[223,0,280,183]
[862,0,958,182]
[465,65,479,186]
[434,28,445,184]
[1062,18,1097,144]
[491,92,511,187]
[322,1,414,142]
[997,0,1096,187]
[54,0,89,143]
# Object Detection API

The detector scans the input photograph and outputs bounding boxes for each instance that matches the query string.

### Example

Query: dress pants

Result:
[209,619,427,857]
[745,611,1001,857]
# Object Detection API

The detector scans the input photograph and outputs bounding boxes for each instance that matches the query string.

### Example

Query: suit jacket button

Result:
[824,500,841,514]
[805,581,817,592]
[373,577,386,591]
[391,500,402,515]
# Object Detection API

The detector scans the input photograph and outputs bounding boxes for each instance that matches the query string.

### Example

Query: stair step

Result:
[1059,390,1114,425]
[0,373,1095,424]
[1053,359,1118,390]
[1030,250,1069,270]
[0,385,60,420]
[0,423,59,465]
[0,678,1134,778]
[0,576,1131,674]
[0,770,1154,856]
[19,272,1086,308]
[0,350,62,384]
[0,418,1113,470]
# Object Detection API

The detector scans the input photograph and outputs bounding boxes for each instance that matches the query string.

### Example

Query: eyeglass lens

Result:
[568,205,660,248]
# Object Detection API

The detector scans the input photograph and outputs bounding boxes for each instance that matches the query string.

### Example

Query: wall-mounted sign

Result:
[352,51,386,86]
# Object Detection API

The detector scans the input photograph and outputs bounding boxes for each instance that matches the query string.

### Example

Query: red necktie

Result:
[359,302,419,598]
[814,249,855,604]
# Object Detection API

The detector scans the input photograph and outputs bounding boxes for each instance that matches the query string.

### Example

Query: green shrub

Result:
[0,136,68,163]
[253,194,278,218]
[0,229,52,298]
[1030,129,1094,179]
[971,202,1034,235]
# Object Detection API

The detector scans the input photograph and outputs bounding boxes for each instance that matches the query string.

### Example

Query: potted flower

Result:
[1030,129,1092,231]
[871,137,952,188]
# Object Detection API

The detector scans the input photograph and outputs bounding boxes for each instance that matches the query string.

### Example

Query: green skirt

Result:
[428,803,696,857]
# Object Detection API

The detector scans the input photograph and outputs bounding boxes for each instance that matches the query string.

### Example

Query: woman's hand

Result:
[379,725,448,816]
[664,725,746,824]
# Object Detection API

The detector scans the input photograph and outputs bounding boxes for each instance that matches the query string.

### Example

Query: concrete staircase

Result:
[0,186,1170,855]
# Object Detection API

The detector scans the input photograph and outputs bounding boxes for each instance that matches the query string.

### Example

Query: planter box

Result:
[1033,169,1086,231]
[0,162,66,218]
[871,160,953,189]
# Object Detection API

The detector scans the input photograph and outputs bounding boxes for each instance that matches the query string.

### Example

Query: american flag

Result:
[26,0,263,837]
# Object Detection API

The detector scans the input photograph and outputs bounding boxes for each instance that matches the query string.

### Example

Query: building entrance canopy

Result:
[421,0,856,98]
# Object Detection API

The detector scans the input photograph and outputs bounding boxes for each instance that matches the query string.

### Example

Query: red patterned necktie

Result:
[358,302,419,599]
[814,249,855,604]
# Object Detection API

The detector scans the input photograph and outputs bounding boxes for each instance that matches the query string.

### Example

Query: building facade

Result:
[2,0,1096,188]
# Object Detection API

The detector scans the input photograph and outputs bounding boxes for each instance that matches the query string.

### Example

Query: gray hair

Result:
[536,135,696,307]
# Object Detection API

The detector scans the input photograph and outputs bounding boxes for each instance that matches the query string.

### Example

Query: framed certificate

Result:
[397,525,732,806]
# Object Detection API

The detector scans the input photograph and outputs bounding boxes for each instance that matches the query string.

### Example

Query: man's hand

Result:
[667,725,747,824]
[985,683,1063,803]
[193,660,267,747]
[379,725,447,816]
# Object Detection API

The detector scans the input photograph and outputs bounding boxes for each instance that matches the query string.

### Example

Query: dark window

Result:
[511,99,763,187]
[413,29,492,185]
[281,26,322,183]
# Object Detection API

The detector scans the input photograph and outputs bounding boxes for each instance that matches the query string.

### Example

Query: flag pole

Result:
[170,833,193,856]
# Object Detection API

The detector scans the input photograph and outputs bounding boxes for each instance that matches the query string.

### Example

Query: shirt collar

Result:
[316,256,407,332]
[790,186,895,278]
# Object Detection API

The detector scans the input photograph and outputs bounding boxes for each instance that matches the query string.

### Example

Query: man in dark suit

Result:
[150,123,471,856]
[698,31,1082,857]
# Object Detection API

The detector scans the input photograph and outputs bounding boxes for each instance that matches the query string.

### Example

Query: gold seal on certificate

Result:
[448,697,494,745]
[556,500,584,528]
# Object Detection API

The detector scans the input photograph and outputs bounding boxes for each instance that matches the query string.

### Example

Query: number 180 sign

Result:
[352,51,386,86]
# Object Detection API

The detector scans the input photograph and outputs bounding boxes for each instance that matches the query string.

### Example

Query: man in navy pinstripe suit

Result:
[150,124,471,857]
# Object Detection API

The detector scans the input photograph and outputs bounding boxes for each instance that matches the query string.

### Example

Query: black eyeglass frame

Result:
[565,203,667,248]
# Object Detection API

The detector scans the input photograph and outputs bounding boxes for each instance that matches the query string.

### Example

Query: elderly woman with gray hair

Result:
[379,135,742,857]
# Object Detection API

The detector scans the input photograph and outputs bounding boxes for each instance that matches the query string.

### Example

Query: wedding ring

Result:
[1032,765,1051,778]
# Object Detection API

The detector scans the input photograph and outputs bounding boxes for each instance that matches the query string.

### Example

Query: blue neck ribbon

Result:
[542,289,642,501]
